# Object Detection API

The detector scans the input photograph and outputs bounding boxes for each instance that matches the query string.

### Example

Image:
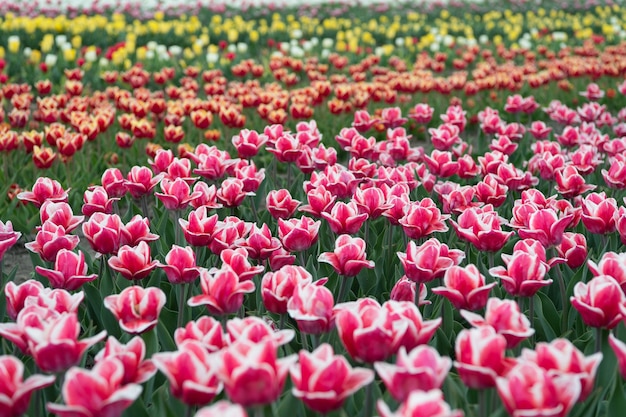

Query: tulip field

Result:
[4,0,626,416]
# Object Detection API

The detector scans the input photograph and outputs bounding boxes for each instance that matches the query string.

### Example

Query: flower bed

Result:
[1,1,626,417]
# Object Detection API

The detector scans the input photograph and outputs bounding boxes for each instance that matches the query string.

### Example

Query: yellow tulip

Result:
[8,36,20,53]
[63,48,76,62]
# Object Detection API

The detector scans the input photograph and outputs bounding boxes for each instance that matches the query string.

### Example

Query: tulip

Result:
[588,251,626,293]
[153,341,223,406]
[375,346,452,402]
[120,215,159,247]
[321,201,368,235]
[104,286,166,335]
[94,336,157,385]
[399,198,449,240]
[0,220,21,262]
[226,316,294,346]
[266,189,300,220]
[554,165,596,198]
[101,167,126,198]
[290,344,375,413]
[124,166,161,199]
[318,234,374,277]
[35,249,97,290]
[580,192,618,235]
[195,401,247,417]
[188,267,255,316]
[174,316,226,353]
[215,338,297,407]
[450,205,513,252]
[334,298,404,363]
[47,358,143,417]
[262,265,313,314]
[570,275,624,329]
[81,212,123,255]
[377,390,464,417]
[556,232,588,269]
[454,326,512,389]
[609,333,626,380]
[385,301,441,351]
[108,241,158,281]
[219,247,264,282]
[0,355,55,417]
[25,312,106,373]
[39,201,83,233]
[17,177,68,207]
[287,280,335,335]
[216,178,251,208]
[242,224,281,260]
[4,280,44,321]
[25,220,80,263]
[232,129,268,159]
[82,186,118,216]
[461,298,534,349]
[277,216,320,253]
[155,178,202,211]
[432,264,496,311]
[157,245,203,285]
[496,362,580,417]
[179,207,219,247]
[521,338,602,401]
[398,238,464,284]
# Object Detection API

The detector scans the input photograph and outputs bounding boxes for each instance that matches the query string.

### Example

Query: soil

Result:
[3,243,34,284]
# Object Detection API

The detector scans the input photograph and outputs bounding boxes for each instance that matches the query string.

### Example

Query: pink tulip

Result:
[17,177,68,207]
[4,280,44,321]
[290,343,374,413]
[262,265,313,315]
[0,355,55,417]
[287,280,334,335]
[35,249,97,290]
[571,275,624,329]
[216,338,297,407]
[398,238,464,284]
[378,390,463,417]
[81,212,123,255]
[266,189,301,220]
[399,198,450,240]
[318,234,374,277]
[94,336,157,385]
[609,333,626,380]
[108,241,158,281]
[157,245,203,285]
[277,216,320,253]
[0,220,21,262]
[226,316,294,346]
[175,316,226,353]
[47,358,143,417]
[375,346,451,402]
[25,220,80,263]
[432,264,496,311]
[153,341,223,406]
[39,201,83,233]
[195,401,247,417]
[104,286,166,334]
[188,267,255,316]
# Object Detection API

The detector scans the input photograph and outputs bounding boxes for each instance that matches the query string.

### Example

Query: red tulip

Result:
[209,216,253,255]
[450,205,513,252]
[195,401,247,417]
[399,198,449,240]
[334,298,403,363]
[278,216,320,253]
[25,220,80,263]
[104,286,166,334]
[47,357,143,417]
[101,167,126,199]
[298,185,336,218]
[375,346,451,402]
[157,245,203,285]
[398,238,464,284]
[321,201,368,235]
[496,362,580,417]
[377,390,464,417]
[189,182,222,210]
[216,178,251,208]
[25,312,106,373]
[570,275,624,329]
[188,267,255,316]
[153,341,223,406]
[0,355,55,417]
[35,249,97,290]
[461,298,534,349]
[423,150,459,178]
[318,234,374,277]
[287,280,335,335]
[216,338,297,407]
[521,338,602,401]
[556,232,588,269]
[454,326,512,389]
[390,276,428,305]
[602,158,626,189]
[588,251,626,292]
[175,316,226,353]
[17,177,68,207]
[0,220,21,262]
[108,241,158,281]
[432,264,496,311]
[266,189,300,219]
[262,265,313,314]
[290,343,374,413]
[94,336,157,385]
[81,212,123,255]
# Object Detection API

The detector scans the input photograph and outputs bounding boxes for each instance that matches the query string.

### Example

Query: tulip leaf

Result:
[123,396,150,417]
[157,315,177,352]
[607,376,626,417]
[535,292,559,341]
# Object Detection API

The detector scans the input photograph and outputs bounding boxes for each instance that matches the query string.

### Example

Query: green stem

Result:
[177,283,188,329]
[595,327,602,353]
[336,276,353,304]
[528,295,535,346]
[551,248,568,334]
[174,210,182,246]
[364,373,374,417]
[186,404,193,417]
[140,195,150,219]
[311,333,320,350]
[279,314,286,330]
[301,332,309,351]
[478,389,487,417]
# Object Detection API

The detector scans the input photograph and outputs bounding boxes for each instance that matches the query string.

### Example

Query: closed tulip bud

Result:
[588,251,626,293]
[556,232,587,269]
[35,249,97,290]
[0,355,55,417]
[571,275,625,329]
[266,189,300,220]
[278,216,320,253]
[287,280,335,335]
[157,245,203,285]
[262,265,313,314]
[398,238,464,284]
[318,234,374,277]
[175,316,226,353]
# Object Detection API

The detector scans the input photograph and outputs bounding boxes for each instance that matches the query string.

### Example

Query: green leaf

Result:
[607,376,626,417]
[535,292,559,341]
